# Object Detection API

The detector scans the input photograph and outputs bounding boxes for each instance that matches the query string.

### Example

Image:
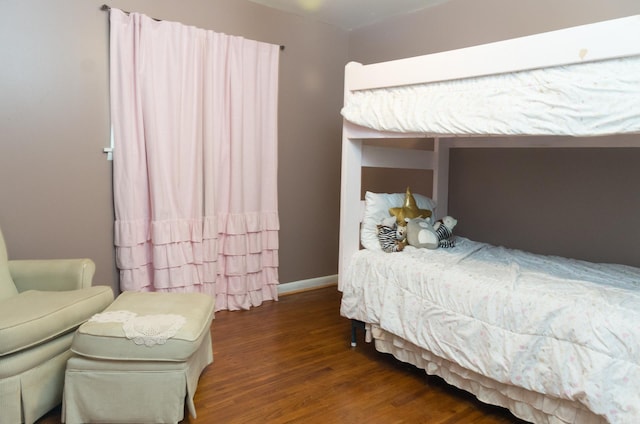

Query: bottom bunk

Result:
[340,238,640,424]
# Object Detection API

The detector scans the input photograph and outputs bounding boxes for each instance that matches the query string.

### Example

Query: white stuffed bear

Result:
[405,217,439,249]
[433,216,457,248]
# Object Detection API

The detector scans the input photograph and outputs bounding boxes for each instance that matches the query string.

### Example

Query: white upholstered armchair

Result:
[0,227,114,424]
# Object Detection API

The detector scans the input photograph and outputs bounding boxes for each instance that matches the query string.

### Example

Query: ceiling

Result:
[247,0,449,31]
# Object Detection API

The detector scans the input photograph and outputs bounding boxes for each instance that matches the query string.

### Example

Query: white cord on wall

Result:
[103,125,114,161]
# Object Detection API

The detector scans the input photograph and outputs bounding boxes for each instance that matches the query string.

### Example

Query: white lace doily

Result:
[87,310,187,347]
[122,314,187,347]
[89,310,138,323]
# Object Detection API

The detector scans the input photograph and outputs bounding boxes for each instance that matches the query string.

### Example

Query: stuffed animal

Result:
[433,216,457,248]
[405,217,439,249]
[376,222,407,253]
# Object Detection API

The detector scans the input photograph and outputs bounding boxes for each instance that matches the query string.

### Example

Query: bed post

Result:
[338,62,365,291]
[338,133,362,290]
[433,138,450,219]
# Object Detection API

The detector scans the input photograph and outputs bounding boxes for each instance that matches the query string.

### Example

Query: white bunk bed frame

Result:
[339,14,640,287]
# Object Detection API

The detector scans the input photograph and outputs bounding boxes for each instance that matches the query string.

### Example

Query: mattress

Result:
[340,238,640,423]
[341,56,640,137]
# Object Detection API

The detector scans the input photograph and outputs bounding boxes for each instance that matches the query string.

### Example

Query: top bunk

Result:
[341,14,640,140]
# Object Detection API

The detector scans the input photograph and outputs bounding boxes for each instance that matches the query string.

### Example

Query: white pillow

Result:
[361,191,437,251]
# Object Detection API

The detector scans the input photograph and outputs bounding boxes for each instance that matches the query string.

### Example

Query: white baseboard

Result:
[278,274,338,296]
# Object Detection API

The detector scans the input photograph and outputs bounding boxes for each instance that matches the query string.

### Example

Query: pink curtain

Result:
[109,9,280,311]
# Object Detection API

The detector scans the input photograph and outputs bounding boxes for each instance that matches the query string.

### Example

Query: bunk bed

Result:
[338,15,640,424]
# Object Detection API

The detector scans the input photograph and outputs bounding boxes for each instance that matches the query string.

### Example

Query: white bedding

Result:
[340,238,640,423]
[341,56,640,137]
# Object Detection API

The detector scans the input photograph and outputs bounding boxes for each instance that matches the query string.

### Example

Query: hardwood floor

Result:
[38,286,527,423]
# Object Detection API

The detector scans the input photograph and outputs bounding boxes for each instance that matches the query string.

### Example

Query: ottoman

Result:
[62,291,214,424]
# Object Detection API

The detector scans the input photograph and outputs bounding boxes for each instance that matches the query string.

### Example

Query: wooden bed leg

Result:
[350,320,365,347]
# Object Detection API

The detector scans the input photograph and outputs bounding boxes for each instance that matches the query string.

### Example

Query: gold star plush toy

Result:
[390,187,432,225]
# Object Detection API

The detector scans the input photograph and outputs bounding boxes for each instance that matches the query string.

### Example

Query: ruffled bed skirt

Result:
[368,325,605,424]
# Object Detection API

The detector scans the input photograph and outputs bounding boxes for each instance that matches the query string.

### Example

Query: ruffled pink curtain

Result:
[109,9,280,311]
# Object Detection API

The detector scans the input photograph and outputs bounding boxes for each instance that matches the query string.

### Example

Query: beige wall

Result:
[349,0,640,267]
[449,142,640,266]
[0,0,347,292]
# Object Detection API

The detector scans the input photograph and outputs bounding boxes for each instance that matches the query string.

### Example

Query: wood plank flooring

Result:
[38,286,527,423]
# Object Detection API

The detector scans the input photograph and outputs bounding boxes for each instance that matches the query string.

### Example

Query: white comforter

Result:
[341,56,640,137]
[340,238,640,423]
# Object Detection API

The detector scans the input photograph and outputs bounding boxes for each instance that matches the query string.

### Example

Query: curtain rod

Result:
[100,4,285,51]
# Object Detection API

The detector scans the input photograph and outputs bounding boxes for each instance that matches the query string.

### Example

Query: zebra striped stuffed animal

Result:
[376,223,407,252]
[433,216,457,248]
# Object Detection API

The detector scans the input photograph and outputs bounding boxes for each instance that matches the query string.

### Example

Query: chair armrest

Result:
[8,258,96,292]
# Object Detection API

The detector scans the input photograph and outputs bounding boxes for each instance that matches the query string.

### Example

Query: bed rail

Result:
[345,14,640,92]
